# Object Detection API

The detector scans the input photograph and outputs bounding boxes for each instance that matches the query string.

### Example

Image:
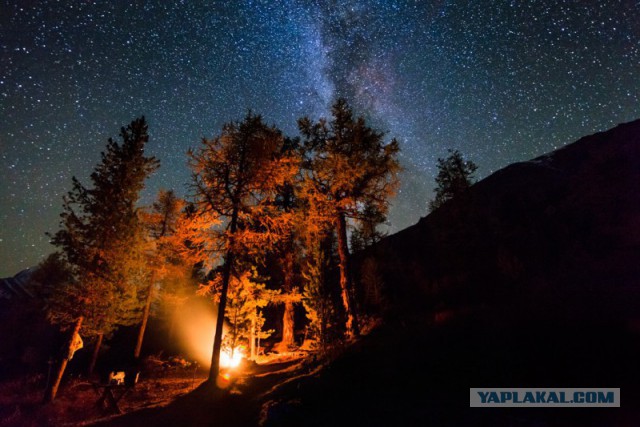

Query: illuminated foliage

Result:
[134,190,203,358]
[199,269,278,360]
[188,112,296,382]
[45,117,159,401]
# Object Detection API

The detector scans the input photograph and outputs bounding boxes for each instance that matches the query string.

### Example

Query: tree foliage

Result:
[44,117,158,401]
[134,190,202,358]
[199,269,278,359]
[429,149,478,212]
[349,202,388,253]
[301,233,338,349]
[48,116,159,334]
[298,98,400,337]
[188,112,296,382]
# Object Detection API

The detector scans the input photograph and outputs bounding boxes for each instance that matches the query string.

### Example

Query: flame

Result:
[216,371,232,389]
[220,347,244,369]
[174,298,247,371]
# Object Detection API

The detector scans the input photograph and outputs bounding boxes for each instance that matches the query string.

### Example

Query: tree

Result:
[301,230,338,350]
[349,202,388,253]
[429,149,478,212]
[199,269,277,360]
[134,190,200,359]
[44,117,158,402]
[270,137,304,353]
[298,99,400,338]
[188,112,295,384]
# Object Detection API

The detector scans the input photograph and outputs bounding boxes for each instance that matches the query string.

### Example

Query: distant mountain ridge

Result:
[357,118,640,313]
[0,268,34,300]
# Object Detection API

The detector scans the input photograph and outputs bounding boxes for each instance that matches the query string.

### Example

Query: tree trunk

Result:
[279,249,296,349]
[134,273,156,359]
[44,316,83,403]
[282,300,295,347]
[209,209,238,383]
[250,310,256,359]
[87,332,103,376]
[336,213,359,338]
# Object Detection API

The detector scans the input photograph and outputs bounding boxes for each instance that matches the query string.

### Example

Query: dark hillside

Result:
[262,119,640,426]
[363,118,640,315]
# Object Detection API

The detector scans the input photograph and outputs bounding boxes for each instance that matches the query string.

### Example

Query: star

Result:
[1,0,638,275]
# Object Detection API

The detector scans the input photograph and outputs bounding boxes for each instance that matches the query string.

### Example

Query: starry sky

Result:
[1,0,639,276]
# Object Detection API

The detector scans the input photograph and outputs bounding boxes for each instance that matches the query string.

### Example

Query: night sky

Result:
[1,1,639,276]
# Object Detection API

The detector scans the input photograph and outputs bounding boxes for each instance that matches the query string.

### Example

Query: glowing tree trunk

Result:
[281,301,295,347]
[134,273,156,359]
[87,332,103,375]
[44,316,83,403]
[278,250,296,350]
[209,210,237,383]
[250,310,256,359]
[336,213,359,338]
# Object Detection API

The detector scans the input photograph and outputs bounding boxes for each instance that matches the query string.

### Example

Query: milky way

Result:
[1,1,639,275]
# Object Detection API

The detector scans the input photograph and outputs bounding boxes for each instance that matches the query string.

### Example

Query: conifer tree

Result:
[199,269,277,360]
[134,190,199,359]
[429,149,478,212]
[349,202,388,253]
[271,137,304,352]
[188,112,295,383]
[301,231,336,350]
[298,99,400,338]
[44,117,158,402]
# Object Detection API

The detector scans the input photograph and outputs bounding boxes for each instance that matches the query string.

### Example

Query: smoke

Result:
[174,297,218,368]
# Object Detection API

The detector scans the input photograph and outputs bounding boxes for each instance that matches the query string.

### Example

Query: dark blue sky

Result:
[1,0,639,276]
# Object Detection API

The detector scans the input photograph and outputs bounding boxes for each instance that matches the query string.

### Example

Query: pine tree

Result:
[44,117,158,402]
[270,137,304,353]
[298,99,400,338]
[134,190,199,359]
[188,112,296,384]
[429,149,478,212]
[199,269,277,360]
[301,233,335,350]
[349,202,388,253]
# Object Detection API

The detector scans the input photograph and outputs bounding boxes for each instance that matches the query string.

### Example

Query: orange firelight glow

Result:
[175,298,247,370]
[220,347,244,369]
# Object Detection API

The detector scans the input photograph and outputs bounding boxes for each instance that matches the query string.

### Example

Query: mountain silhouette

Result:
[262,119,640,426]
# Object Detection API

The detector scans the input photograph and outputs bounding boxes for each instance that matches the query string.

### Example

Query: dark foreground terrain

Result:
[90,306,640,426]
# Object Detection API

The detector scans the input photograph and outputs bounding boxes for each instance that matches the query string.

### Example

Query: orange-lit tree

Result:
[298,99,400,338]
[45,117,159,402]
[199,268,278,360]
[188,112,295,384]
[269,137,304,352]
[134,190,203,359]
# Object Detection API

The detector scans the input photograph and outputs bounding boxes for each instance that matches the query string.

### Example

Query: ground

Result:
[0,353,309,427]
[2,307,640,426]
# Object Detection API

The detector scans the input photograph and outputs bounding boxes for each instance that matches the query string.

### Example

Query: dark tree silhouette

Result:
[429,149,478,212]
